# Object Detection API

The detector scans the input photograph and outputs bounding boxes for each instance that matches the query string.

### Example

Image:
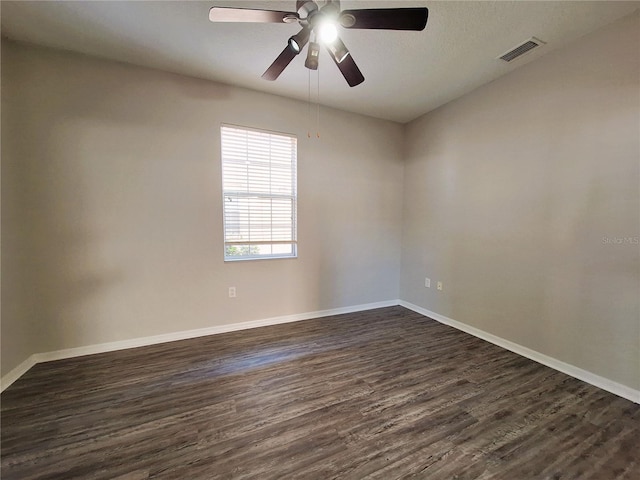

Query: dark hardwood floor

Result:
[1,306,639,479]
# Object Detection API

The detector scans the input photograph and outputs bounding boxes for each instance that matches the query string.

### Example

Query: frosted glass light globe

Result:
[318,22,338,44]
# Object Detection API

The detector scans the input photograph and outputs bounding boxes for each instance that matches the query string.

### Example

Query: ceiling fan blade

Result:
[339,8,428,31]
[262,46,298,81]
[262,28,311,81]
[325,38,364,87]
[209,7,299,24]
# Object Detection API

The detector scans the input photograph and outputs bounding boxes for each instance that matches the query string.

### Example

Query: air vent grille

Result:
[499,37,545,62]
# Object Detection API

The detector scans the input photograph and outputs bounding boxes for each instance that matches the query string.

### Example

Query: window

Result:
[221,124,297,261]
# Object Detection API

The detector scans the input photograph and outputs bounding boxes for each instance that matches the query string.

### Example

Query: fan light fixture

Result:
[318,20,338,44]
[305,41,320,70]
[288,28,310,54]
[288,36,302,53]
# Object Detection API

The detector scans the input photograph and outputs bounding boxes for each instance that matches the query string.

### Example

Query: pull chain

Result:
[316,64,320,138]
[307,68,311,138]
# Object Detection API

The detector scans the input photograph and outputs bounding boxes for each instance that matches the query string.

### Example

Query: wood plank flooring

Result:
[1,306,639,479]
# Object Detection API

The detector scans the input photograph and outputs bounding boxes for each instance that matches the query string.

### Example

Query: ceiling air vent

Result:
[499,37,545,62]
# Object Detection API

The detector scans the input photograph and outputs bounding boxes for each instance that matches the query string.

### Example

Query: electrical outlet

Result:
[437,281,443,291]
[425,277,431,288]
[228,287,236,298]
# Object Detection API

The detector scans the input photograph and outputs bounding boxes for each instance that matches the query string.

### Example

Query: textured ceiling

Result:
[1,1,638,123]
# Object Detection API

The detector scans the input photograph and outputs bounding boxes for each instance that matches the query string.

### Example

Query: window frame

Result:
[220,123,298,262]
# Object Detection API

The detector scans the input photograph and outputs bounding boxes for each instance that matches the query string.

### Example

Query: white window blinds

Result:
[221,124,297,260]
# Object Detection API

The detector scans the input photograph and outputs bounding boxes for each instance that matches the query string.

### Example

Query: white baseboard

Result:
[0,355,38,392]
[400,300,640,404]
[1,299,399,392]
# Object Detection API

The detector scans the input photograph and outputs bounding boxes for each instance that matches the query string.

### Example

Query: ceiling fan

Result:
[209,1,428,87]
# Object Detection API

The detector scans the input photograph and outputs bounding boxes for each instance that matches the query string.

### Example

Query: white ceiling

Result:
[1,1,638,123]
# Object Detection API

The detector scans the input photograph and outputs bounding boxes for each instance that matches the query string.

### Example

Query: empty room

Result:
[1,1,639,479]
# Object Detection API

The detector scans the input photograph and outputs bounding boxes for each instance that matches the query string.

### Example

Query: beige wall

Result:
[401,12,640,389]
[1,42,404,377]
